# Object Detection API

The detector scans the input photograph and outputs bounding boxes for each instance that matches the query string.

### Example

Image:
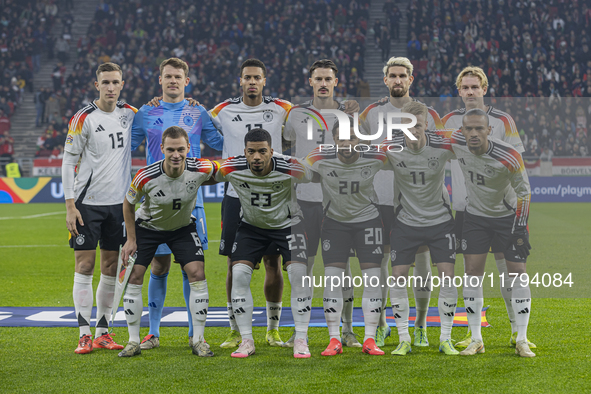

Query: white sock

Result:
[306,256,315,299]
[231,264,254,340]
[464,275,484,341]
[512,281,531,342]
[189,280,209,342]
[379,253,390,328]
[341,261,354,333]
[95,274,116,337]
[496,258,516,332]
[124,284,143,343]
[287,263,311,340]
[266,301,282,331]
[73,272,93,337]
[461,256,471,336]
[324,266,345,340]
[362,267,382,342]
[390,280,411,342]
[438,280,458,342]
[227,302,239,332]
[413,251,432,329]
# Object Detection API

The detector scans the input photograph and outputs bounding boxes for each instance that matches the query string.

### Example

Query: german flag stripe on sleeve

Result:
[273,98,292,113]
[210,101,231,118]
[219,156,247,176]
[515,194,530,228]
[121,102,138,114]
[68,103,96,135]
[275,157,306,179]
[187,158,215,174]
[489,144,524,174]
[132,162,163,191]
[489,108,519,139]
[428,108,444,130]
[441,109,464,126]
[449,129,466,145]
[306,147,336,165]
[359,103,377,122]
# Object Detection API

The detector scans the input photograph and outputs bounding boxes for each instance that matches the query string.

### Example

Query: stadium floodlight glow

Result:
[319,109,418,141]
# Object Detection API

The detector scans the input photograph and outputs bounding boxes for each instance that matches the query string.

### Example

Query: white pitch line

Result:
[0,244,68,248]
[0,211,65,220]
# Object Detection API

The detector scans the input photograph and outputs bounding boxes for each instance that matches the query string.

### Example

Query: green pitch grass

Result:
[0,203,589,393]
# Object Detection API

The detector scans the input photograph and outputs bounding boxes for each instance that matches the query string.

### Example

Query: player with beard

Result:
[283,59,362,348]
[359,57,444,348]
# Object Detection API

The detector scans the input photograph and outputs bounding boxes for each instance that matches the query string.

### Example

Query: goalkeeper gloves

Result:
[511,226,531,259]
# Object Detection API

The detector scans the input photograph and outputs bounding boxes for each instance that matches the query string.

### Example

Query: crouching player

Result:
[306,117,388,356]
[380,101,459,356]
[215,128,313,359]
[119,126,217,357]
[450,109,534,357]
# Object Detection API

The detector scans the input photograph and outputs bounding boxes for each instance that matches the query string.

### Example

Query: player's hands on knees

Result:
[121,240,137,266]
[511,226,531,259]
[343,99,360,115]
[66,207,84,237]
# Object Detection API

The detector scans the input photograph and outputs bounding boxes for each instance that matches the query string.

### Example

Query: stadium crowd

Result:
[398,0,591,158]
[6,0,591,161]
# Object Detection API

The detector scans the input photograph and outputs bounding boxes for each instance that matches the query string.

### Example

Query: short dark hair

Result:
[162,126,189,145]
[96,62,122,79]
[331,115,356,137]
[160,57,189,77]
[309,59,338,77]
[463,108,489,127]
[244,128,272,146]
[240,59,267,77]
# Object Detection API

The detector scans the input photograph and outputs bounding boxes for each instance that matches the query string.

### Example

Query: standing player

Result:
[359,56,444,347]
[283,59,361,347]
[131,57,223,350]
[381,101,459,356]
[449,109,534,357]
[215,128,313,358]
[441,66,533,349]
[305,118,388,356]
[119,126,217,357]
[62,62,136,354]
[209,59,291,348]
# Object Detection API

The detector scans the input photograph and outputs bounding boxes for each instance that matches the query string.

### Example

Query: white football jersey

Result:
[449,130,530,229]
[305,147,387,223]
[209,96,291,198]
[284,100,344,202]
[360,99,443,206]
[65,101,137,205]
[442,106,525,211]
[126,158,216,231]
[382,131,455,227]
[215,155,312,230]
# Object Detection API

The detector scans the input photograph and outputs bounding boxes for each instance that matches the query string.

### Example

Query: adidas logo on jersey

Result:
[238,182,250,188]
[396,161,407,168]
[327,170,338,177]
[372,247,382,254]
[94,124,105,133]
[232,115,243,122]
[154,190,166,197]
[153,118,163,126]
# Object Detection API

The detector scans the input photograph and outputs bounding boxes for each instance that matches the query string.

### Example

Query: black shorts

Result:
[390,218,457,266]
[230,221,308,266]
[220,195,279,257]
[298,200,323,256]
[461,211,526,263]
[378,205,395,246]
[69,203,125,251]
[321,216,384,265]
[135,223,205,268]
